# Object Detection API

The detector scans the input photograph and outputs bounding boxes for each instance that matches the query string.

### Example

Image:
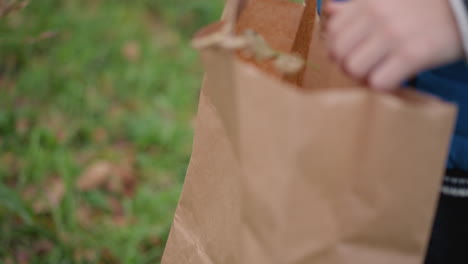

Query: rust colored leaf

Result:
[0,0,29,18]
[15,248,30,264]
[105,173,123,194]
[121,41,140,62]
[74,249,97,262]
[30,177,65,213]
[274,53,305,74]
[1,152,19,175]
[15,118,28,134]
[108,197,126,227]
[100,248,120,264]
[112,214,128,227]
[34,239,54,255]
[104,156,137,197]
[32,199,47,213]
[108,197,123,214]
[119,157,137,197]
[21,185,36,201]
[93,127,107,143]
[47,177,65,207]
[77,161,113,191]
[27,30,58,44]
[76,203,94,228]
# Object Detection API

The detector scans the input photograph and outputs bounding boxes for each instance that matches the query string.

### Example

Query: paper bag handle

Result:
[222,0,320,86]
[224,0,318,29]
[286,0,318,85]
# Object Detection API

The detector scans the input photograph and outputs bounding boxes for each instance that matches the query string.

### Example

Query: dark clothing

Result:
[416,62,468,171]
[425,171,468,263]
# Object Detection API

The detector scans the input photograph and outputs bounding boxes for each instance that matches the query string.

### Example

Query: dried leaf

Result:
[274,53,305,74]
[4,257,14,264]
[27,31,58,44]
[29,177,65,213]
[108,197,123,215]
[15,248,30,264]
[21,185,36,201]
[34,239,54,255]
[140,236,163,252]
[243,29,277,60]
[191,22,231,49]
[104,156,137,196]
[55,130,66,144]
[121,41,140,62]
[108,197,134,227]
[105,174,123,194]
[32,199,47,213]
[112,214,128,227]
[47,177,65,207]
[1,152,19,174]
[93,127,107,143]
[76,203,94,227]
[40,111,67,144]
[118,158,137,197]
[15,118,28,134]
[77,161,113,191]
[74,249,96,262]
[220,35,248,49]
[100,248,120,264]
[0,0,29,19]
[193,27,304,75]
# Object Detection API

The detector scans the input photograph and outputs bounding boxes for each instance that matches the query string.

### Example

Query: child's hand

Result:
[325,0,464,91]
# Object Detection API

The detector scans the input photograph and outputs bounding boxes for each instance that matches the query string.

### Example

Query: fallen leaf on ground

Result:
[15,118,28,134]
[15,248,30,264]
[0,0,29,18]
[29,177,65,213]
[93,127,107,143]
[108,197,128,227]
[76,203,94,228]
[101,248,120,264]
[34,239,54,255]
[1,152,18,173]
[26,31,58,44]
[104,155,137,197]
[140,236,163,253]
[121,41,140,62]
[47,177,65,207]
[118,157,137,197]
[74,249,97,262]
[77,161,113,191]
[105,174,123,194]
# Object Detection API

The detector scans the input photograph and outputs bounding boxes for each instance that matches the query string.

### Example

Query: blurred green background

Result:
[0,0,223,263]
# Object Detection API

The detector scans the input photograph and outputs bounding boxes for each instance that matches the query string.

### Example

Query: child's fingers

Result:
[326,2,359,39]
[329,16,372,62]
[369,52,421,91]
[344,31,390,80]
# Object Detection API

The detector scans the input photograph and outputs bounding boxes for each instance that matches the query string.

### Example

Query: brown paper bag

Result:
[162,0,457,263]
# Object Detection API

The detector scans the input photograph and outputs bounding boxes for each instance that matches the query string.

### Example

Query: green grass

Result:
[0,0,223,263]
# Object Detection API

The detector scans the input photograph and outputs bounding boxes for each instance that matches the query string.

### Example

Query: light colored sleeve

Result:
[449,0,468,60]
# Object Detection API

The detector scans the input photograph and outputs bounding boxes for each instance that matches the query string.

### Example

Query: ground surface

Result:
[0,0,223,263]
